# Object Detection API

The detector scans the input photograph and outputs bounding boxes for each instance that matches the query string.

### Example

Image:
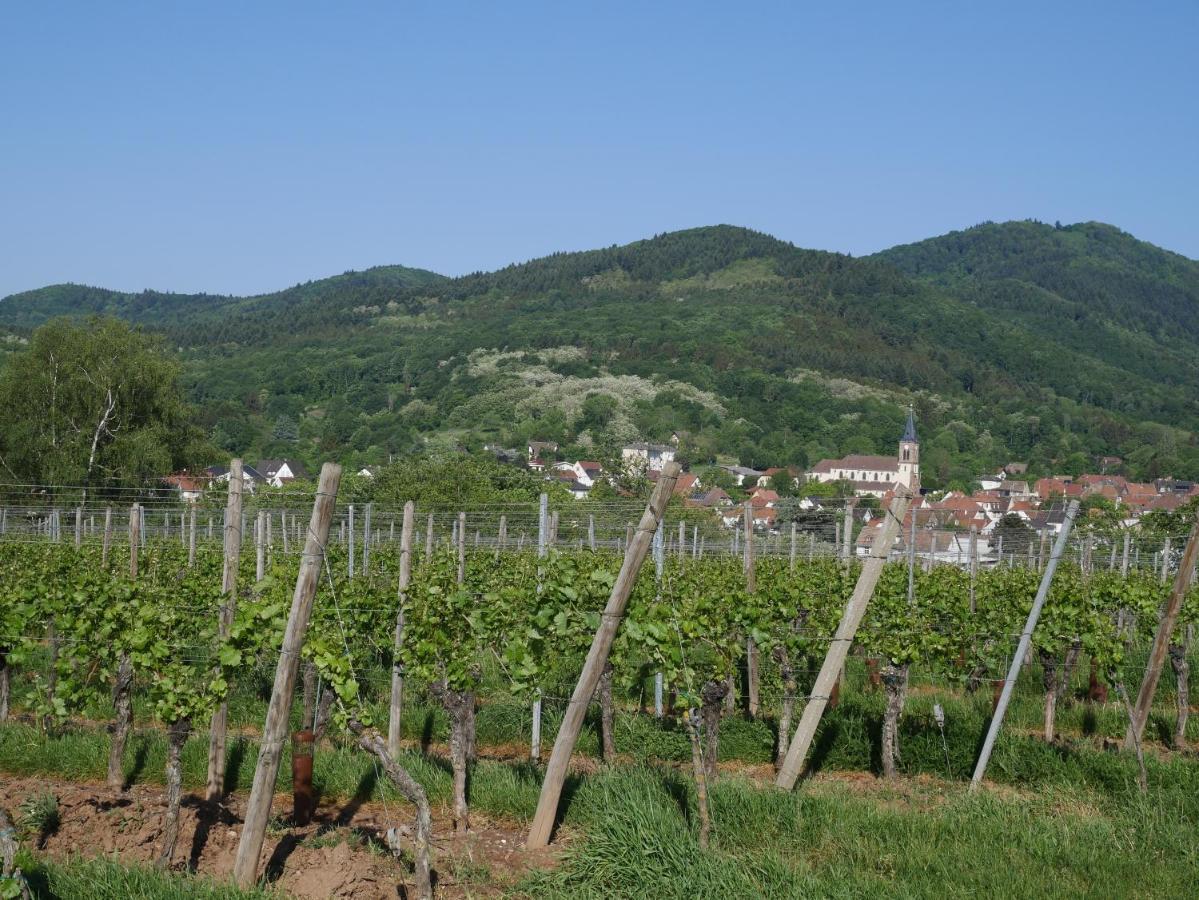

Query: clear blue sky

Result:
[1,1,1195,298]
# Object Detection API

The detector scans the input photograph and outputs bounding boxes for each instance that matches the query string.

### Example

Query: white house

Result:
[206,464,263,495]
[552,460,603,487]
[622,442,676,472]
[719,465,763,487]
[256,459,309,489]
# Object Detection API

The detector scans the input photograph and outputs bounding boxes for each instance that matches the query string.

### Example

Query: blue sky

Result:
[1,1,1195,297]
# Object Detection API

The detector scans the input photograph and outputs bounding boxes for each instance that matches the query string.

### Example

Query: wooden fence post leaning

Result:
[775,488,911,791]
[234,463,341,887]
[526,462,680,849]
[1124,505,1199,749]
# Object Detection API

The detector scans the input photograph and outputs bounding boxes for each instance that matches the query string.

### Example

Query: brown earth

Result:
[0,775,561,898]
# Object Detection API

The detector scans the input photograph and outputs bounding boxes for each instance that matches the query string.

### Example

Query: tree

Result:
[0,318,208,491]
[993,513,1035,556]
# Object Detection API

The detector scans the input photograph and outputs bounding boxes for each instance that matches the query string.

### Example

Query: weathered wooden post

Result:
[347,504,356,578]
[841,504,853,570]
[527,463,680,848]
[389,501,415,758]
[1124,507,1199,750]
[106,503,140,790]
[206,460,244,801]
[532,495,547,759]
[743,501,759,717]
[101,507,114,568]
[234,463,341,887]
[653,520,665,718]
[776,488,912,791]
[362,502,372,575]
[255,510,266,581]
[457,511,466,586]
[188,507,197,568]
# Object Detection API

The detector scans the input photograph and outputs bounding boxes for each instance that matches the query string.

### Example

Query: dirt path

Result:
[0,775,561,898]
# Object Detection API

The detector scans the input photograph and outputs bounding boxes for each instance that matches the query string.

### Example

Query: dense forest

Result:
[1,220,1197,488]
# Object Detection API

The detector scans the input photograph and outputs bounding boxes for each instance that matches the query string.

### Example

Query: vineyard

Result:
[0,470,1197,898]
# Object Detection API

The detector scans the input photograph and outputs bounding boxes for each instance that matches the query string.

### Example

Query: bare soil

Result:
[0,775,560,898]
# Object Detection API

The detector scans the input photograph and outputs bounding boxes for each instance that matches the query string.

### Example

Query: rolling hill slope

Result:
[1,222,1196,485]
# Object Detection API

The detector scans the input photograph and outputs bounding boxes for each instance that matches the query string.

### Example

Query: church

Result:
[805,408,921,498]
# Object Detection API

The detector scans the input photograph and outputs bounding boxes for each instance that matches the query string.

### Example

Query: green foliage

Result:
[4,222,1199,481]
[0,317,209,487]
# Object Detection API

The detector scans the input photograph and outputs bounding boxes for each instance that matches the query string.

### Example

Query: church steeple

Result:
[902,405,918,444]
[897,405,920,493]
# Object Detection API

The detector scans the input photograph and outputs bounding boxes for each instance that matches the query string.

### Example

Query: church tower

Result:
[897,406,920,494]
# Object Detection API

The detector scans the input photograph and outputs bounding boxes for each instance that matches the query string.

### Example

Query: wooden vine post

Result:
[106,503,140,791]
[970,500,1080,789]
[653,522,665,718]
[526,462,680,849]
[742,501,759,717]
[207,459,244,801]
[1124,505,1199,749]
[389,501,415,757]
[234,463,342,887]
[775,487,912,791]
[531,494,548,760]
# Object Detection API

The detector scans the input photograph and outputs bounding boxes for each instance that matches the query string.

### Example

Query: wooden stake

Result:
[389,501,415,758]
[101,507,113,568]
[207,459,243,801]
[775,488,912,791]
[971,501,1080,789]
[255,510,266,581]
[363,503,372,574]
[187,507,197,568]
[527,462,680,848]
[743,501,759,717]
[1124,507,1199,749]
[234,463,341,887]
[653,523,665,718]
[841,504,853,570]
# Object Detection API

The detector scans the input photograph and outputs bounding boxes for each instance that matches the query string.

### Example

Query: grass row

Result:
[4,675,1199,898]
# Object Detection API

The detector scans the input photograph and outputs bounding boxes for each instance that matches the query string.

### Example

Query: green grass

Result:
[3,652,1197,898]
[13,853,274,899]
[520,766,1199,899]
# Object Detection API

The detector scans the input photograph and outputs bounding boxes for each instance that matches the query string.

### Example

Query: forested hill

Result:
[0,264,445,337]
[1,222,1197,486]
[874,221,1199,393]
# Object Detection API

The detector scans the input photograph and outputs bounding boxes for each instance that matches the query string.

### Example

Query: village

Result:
[160,409,1198,568]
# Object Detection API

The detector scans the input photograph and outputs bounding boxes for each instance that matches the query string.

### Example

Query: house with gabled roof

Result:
[256,459,309,488]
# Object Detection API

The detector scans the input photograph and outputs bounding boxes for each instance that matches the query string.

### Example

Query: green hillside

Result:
[2,222,1197,486]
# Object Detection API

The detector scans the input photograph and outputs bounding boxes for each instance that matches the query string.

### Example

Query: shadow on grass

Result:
[123,739,150,790]
[419,711,436,755]
[336,767,378,826]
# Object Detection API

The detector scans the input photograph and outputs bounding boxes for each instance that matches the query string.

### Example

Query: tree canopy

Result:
[0,317,208,491]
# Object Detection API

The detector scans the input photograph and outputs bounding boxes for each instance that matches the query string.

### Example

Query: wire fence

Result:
[0,483,1194,579]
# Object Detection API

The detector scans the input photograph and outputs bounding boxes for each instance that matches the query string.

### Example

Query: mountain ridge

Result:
[2,220,1197,484]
